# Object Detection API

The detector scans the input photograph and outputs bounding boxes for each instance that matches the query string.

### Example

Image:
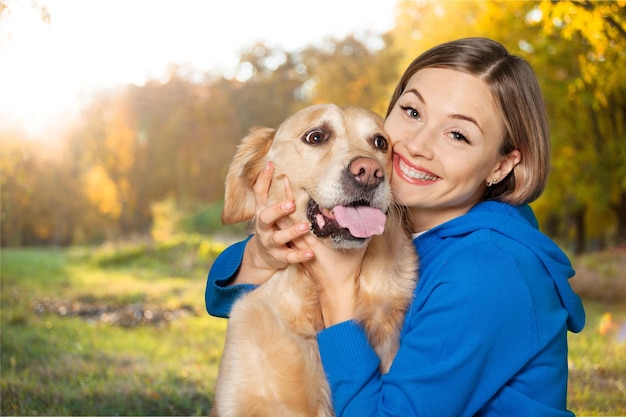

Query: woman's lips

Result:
[393,153,441,184]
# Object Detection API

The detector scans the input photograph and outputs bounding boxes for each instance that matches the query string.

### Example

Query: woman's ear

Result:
[486,150,521,186]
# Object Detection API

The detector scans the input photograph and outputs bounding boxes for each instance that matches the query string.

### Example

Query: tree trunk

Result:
[573,207,586,255]
[613,190,626,245]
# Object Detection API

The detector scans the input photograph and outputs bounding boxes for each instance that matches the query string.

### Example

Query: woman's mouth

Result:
[394,154,440,184]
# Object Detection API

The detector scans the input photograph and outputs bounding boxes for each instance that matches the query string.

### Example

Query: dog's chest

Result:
[249,267,324,335]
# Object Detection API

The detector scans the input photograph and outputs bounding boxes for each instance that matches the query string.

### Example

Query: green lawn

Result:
[1,240,625,415]
[567,302,626,416]
[1,239,228,415]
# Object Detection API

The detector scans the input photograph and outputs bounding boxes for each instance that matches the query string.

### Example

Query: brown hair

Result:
[386,38,550,205]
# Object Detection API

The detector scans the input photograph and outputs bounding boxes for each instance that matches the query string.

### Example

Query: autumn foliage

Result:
[1,1,625,252]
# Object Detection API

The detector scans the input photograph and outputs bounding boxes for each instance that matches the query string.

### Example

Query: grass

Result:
[567,302,626,416]
[1,239,625,416]
[1,237,230,416]
[567,247,626,416]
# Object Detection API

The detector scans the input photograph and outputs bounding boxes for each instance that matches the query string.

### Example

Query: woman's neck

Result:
[407,204,477,234]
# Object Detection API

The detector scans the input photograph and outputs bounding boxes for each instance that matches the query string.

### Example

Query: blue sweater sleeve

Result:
[317,241,571,417]
[205,235,257,318]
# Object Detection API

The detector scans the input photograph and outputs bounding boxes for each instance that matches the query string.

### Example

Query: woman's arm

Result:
[205,236,255,318]
[318,244,541,417]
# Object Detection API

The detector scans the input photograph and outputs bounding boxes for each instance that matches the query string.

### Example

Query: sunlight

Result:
[0,0,394,139]
[0,2,73,135]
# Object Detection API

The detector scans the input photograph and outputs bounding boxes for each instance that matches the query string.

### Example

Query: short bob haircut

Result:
[385,37,550,205]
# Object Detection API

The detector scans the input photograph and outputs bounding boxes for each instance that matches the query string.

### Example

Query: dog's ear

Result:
[222,127,275,225]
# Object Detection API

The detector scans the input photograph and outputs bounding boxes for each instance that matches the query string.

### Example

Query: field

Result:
[1,237,625,416]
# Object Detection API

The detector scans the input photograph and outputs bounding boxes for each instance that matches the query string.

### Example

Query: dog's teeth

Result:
[320,207,335,220]
[316,213,326,228]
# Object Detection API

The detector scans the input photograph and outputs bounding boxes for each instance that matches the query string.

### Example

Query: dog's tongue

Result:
[333,205,386,238]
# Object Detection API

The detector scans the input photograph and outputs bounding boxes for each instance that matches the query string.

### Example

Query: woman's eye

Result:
[449,131,469,143]
[303,129,327,144]
[373,135,388,150]
[401,105,420,120]
[400,106,422,120]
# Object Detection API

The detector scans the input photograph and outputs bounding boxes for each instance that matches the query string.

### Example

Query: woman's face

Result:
[385,67,519,232]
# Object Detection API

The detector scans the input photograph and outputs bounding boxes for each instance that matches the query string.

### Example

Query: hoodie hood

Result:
[429,201,585,333]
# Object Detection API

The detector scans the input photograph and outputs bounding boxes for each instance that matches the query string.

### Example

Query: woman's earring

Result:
[487,177,500,187]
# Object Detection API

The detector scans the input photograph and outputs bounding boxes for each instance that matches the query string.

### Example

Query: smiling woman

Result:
[0,0,395,139]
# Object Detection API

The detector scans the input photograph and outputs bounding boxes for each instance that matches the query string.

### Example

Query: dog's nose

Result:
[349,157,384,188]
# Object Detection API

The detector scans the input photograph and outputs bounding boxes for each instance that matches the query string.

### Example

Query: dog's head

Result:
[222,104,393,250]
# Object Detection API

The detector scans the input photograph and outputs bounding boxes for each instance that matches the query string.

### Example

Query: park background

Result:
[1,0,625,415]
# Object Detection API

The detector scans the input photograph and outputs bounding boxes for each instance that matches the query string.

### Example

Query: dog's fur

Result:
[211,104,418,417]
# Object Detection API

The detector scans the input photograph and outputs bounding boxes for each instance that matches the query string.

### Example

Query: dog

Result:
[211,104,418,417]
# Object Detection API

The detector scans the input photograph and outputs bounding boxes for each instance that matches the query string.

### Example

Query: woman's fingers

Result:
[253,220,312,269]
[253,161,274,210]
[257,200,294,232]
[249,161,312,266]
[283,176,294,201]
[235,161,313,286]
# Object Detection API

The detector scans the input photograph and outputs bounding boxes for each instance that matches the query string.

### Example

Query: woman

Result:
[205,38,585,416]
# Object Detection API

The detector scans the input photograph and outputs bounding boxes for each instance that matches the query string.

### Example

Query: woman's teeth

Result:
[399,159,439,181]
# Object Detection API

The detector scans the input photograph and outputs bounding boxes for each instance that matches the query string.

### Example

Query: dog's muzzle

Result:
[306,199,386,242]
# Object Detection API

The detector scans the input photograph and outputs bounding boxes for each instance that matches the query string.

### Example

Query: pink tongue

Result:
[333,206,386,238]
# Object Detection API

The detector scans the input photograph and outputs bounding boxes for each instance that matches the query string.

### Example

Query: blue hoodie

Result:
[205,201,585,416]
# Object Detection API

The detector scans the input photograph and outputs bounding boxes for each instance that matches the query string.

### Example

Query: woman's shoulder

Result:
[415,229,537,298]
[415,202,544,263]
[438,231,530,274]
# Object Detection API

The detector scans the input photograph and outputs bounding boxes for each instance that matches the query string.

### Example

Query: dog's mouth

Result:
[306,199,386,241]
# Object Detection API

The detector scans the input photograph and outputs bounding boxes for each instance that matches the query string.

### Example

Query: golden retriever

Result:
[211,104,418,417]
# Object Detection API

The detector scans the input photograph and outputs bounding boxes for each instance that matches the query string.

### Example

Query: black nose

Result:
[348,157,384,189]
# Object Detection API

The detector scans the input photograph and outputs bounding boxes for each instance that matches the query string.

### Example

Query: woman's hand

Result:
[230,162,313,286]
[293,227,367,327]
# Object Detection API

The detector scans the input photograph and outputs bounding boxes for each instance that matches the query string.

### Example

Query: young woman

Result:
[205,38,585,416]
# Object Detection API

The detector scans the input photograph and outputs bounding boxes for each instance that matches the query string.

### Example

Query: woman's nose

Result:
[404,128,435,160]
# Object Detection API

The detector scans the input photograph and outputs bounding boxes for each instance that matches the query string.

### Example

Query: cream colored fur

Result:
[211,104,418,417]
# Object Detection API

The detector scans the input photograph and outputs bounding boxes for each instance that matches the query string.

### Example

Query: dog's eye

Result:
[303,129,328,145]
[373,135,388,150]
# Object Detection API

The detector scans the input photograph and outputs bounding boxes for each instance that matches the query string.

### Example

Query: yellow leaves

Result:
[598,312,616,336]
[347,75,371,106]
[150,198,179,242]
[197,240,227,261]
[34,225,51,240]
[539,0,626,108]
[84,165,121,218]
[562,145,575,158]
[104,110,136,174]
[598,312,626,344]
[80,103,137,223]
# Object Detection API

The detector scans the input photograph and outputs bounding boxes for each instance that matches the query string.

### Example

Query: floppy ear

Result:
[222,127,275,225]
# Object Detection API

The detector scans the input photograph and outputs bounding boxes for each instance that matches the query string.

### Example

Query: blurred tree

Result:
[125,71,241,207]
[225,42,309,129]
[1,132,88,245]
[299,33,402,116]
[1,133,35,246]
[63,67,251,239]
[22,156,86,245]
[75,90,148,236]
[537,0,626,247]
[5,2,621,250]
[390,0,489,72]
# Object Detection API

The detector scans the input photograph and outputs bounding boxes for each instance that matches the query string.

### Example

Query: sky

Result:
[0,0,396,138]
